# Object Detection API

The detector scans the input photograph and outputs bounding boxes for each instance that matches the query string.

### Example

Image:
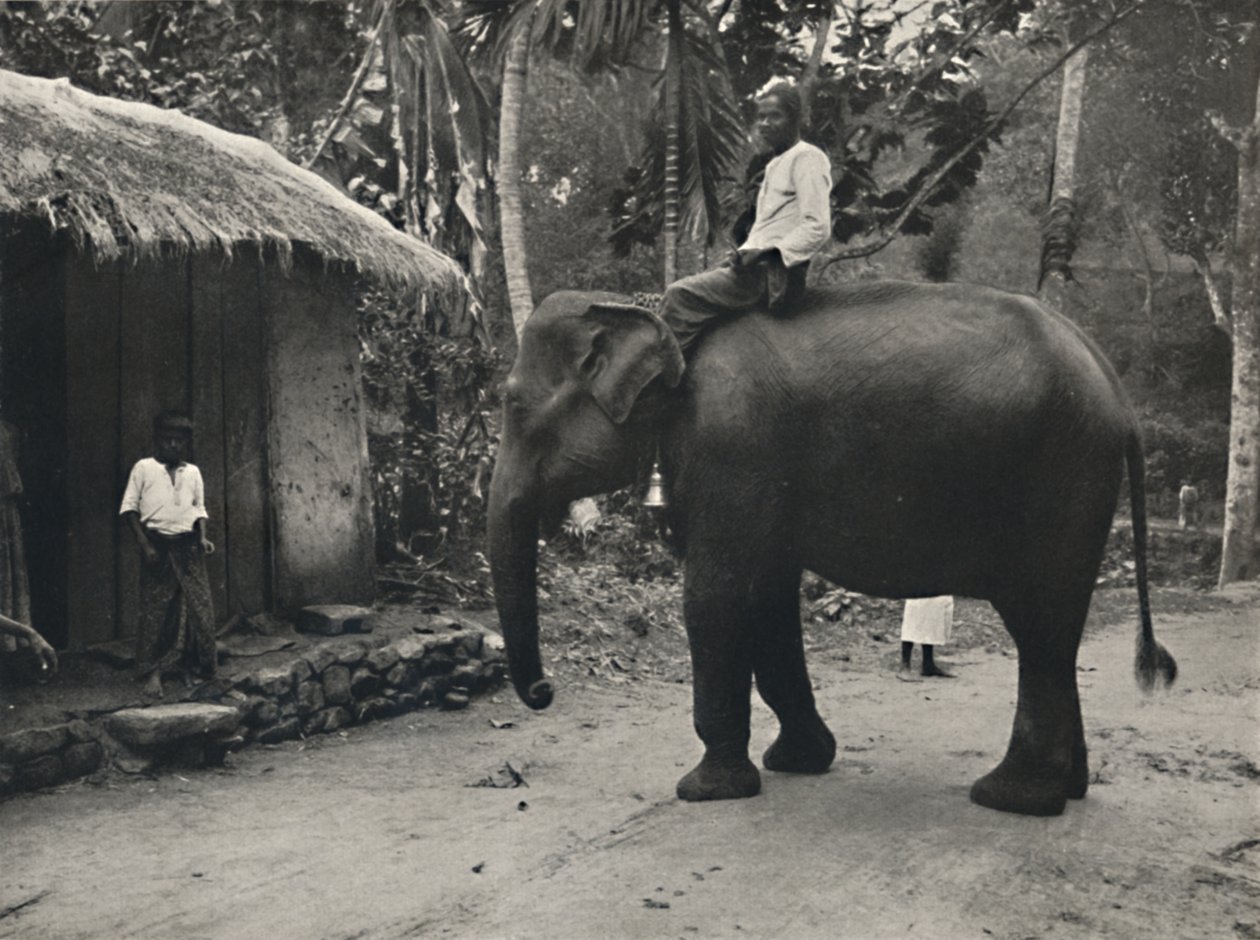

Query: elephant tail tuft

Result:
[1127,429,1178,691]
[1135,635,1178,691]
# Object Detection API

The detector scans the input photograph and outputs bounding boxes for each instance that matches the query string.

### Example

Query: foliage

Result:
[545,489,680,584]
[604,0,1047,262]
[294,0,494,325]
[608,19,747,255]
[360,292,501,560]
[509,59,664,298]
[1072,0,1256,275]
[459,0,658,72]
[1158,130,1238,264]
[1141,407,1231,508]
[0,0,351,141]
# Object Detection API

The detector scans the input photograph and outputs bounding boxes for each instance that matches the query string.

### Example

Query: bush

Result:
[360,293,502,565]
[1137,405,1229,514]
[547,489,680,584]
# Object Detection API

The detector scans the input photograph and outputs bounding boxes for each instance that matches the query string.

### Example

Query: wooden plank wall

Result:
[11,244,374,646]
[189,255,228,619]
[63,257,122,648]
[115,260,191,640]
[219,251,270,618]
[1,223,69,646]
[264,261,374,612]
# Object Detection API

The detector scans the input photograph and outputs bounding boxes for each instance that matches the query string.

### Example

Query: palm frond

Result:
[458,0,657,72]
[614,20,747,248]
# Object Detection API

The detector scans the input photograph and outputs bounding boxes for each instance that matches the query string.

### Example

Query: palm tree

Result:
[462,0,744,300]
[461,1,659,333]
[308,0,491,295]
[497,22,535,336]
[1037,42,1088,310]
[662,0,684,284]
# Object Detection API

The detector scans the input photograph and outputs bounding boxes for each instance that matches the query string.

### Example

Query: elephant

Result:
[487,280,1177,817]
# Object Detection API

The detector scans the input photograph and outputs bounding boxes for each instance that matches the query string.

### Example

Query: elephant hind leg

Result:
[971,590,1090,817]
[752,568,836,775]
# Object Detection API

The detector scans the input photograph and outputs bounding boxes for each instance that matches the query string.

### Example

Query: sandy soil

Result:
[1,583,1257,940]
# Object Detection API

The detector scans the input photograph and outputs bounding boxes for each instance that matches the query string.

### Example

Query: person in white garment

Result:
[656,82,832,355]
[899,596,955,679]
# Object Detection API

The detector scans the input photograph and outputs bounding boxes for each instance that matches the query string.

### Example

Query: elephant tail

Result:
[1126,429,1178,691]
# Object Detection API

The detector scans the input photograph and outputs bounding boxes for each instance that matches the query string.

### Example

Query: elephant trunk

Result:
[487,466,554,710]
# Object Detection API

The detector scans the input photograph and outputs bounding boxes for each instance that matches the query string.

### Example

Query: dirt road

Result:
[2,586,1257,940]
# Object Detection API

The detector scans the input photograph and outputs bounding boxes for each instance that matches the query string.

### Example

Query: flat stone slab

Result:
[296,605,374,636]
[106,704,240,748]
[83,639,136,669]
[219,636,297,660]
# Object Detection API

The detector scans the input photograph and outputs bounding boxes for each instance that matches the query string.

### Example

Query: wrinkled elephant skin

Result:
[488,282,1176,817]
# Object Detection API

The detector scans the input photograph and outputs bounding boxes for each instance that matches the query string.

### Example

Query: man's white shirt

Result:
[739,139,833,267]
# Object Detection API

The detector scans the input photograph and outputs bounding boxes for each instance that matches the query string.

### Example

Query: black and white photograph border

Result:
[0,2,1257,938]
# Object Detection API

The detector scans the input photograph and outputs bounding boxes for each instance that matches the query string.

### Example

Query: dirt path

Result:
[2,586,1257,940]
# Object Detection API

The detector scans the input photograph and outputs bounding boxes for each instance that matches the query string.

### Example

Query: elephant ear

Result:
[578,302,685,425]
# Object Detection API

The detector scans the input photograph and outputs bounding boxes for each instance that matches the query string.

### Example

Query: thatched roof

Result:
[0,69,464,295]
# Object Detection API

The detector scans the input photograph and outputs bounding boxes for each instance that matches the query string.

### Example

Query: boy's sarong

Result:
[136,531,216,679]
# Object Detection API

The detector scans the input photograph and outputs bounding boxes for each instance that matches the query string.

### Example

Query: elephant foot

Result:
[763,722,836,774]
[676,754,761,802]
[969,760,1069,817]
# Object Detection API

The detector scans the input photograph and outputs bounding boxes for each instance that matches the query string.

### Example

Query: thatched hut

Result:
[0,69,464,649]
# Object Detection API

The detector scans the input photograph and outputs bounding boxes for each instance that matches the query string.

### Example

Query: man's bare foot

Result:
[921,663,955,678]
[141,673,164,699]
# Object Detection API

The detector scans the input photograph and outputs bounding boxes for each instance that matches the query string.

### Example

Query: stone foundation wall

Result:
[0,627,506,798]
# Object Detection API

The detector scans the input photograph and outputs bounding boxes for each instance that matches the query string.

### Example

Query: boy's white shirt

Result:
[119,457,208,535]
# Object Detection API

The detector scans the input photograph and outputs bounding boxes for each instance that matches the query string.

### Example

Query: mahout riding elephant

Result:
[487,281,1177,817]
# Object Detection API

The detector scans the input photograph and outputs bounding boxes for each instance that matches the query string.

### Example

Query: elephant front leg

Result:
[676,568,762,802]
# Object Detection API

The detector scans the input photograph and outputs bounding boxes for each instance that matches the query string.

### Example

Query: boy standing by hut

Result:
[119,412,216,698]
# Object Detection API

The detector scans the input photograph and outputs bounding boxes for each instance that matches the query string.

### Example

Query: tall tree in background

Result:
[1215,71,1260,586]
[1038,39,1088,308]
[465,0,744,292]
[497,22,535,336]
[460,0,660,332]
[662,0,684,284]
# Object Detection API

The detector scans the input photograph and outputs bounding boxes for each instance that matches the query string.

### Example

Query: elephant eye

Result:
[580,349,604,379]
[580,331,608,379]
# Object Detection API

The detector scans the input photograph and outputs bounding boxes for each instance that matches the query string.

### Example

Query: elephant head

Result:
[488,291,684,709]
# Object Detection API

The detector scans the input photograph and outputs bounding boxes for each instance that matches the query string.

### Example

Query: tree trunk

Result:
[800,3,833,130]
[1118,192,1159,372]
[1218,74,1260,587]
[499,21,535,339]
[662,0,683,286]
[1038,46,1089,311]
[1191,252,1232,336]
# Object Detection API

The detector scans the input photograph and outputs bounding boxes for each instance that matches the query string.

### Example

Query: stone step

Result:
[296,605,374,636]
[105,703,240,748]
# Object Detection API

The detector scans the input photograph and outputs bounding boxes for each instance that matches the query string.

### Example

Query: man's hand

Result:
[29,632,57,674]
[731,247,774,269]
[200,537,215,556]
[141,542,160,568]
